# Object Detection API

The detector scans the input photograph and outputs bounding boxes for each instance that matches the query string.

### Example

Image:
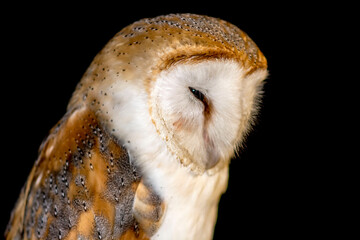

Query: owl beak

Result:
[203,131,220,170]
[205,147,220,170]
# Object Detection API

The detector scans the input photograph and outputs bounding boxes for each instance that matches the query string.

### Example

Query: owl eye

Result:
[189,87,205,102]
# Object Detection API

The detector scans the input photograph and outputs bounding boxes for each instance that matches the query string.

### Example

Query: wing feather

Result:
[5,107,150,240]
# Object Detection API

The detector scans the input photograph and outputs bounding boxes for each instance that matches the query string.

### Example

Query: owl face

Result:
[150,59,267,172]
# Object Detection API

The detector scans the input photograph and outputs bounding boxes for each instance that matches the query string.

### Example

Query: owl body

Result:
[6,14,267,239]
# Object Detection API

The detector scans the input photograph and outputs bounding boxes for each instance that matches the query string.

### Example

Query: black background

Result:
[1,2,340,239]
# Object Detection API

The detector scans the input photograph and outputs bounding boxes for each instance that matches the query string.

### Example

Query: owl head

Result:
[68,14,268,175]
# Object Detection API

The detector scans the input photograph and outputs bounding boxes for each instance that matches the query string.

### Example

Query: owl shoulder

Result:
[6,107,164,239]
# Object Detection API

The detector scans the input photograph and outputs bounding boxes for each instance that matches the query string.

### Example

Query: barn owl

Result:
[5,13,267,240]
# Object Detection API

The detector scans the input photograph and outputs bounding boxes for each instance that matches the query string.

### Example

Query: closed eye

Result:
[188,87,205,102]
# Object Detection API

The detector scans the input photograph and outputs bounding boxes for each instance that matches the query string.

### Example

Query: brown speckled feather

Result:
[5,107,161,239]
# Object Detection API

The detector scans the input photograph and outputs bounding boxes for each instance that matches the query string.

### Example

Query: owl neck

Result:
[135,142,229,239]
[151,163,229,240]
